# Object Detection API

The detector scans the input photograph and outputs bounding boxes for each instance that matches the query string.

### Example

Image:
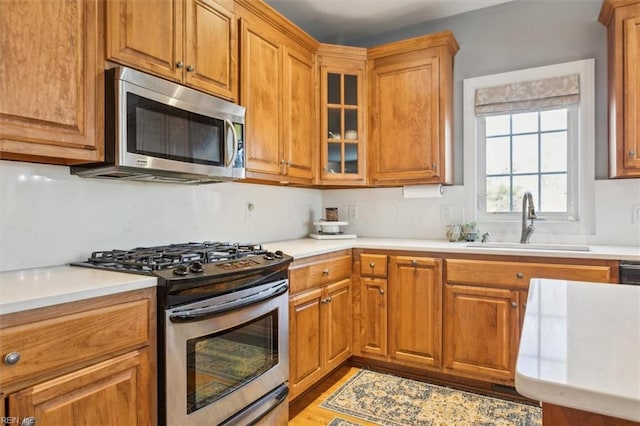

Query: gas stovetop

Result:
[72,241,288,276]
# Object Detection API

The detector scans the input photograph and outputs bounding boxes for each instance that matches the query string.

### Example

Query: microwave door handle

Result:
[225,119,239,167]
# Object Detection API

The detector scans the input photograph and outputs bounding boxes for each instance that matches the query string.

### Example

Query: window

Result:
[463,59,595,235]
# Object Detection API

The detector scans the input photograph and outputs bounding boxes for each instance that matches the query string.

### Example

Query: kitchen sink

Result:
[466,242,590,252]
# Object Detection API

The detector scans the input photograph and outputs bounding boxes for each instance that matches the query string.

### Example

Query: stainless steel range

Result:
[74,242,292,426]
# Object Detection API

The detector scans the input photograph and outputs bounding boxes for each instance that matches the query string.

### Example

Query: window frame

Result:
[463,59,595,236]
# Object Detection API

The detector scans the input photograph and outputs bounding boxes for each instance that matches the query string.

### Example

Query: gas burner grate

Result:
[84,242,266,271]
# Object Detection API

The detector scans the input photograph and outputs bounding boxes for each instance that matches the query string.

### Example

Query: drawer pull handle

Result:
[511,302,518,308]
[516,272,524,279]
[4,351,21,366]
[322,268,330,276]
[379,288,385,295]
[369,262,375,268]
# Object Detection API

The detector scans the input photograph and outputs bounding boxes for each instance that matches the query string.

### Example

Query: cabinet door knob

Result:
[516,272,524,279]
[176,60,184,68]
[186,65,195,72]
[411,259,417,266]
[4,351,20,366]
[326,296,332,303]
[322,268,330,276]
[379,288,385,295]
[511,302,518,308]
[630,150,636,157]
[369,262,375,268]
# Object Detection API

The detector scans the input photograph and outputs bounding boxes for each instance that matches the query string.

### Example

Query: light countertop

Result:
[263,237,640,262]
[0,266,157,315]
[0,238,637,315]
[516,278,640,422]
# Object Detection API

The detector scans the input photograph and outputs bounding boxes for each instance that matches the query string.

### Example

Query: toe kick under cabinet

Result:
[0,288,156,426]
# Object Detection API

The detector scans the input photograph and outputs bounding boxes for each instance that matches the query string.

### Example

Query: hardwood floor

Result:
[289,365,374,425]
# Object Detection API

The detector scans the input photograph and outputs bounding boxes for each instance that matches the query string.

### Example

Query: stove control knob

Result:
[264,252,275,260]
[189,261,204,273]
[274,250,284,259]
[173,264,189,276]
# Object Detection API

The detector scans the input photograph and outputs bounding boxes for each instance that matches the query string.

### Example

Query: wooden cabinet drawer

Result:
[0,299,150,388]
[289,254,352,294]
[360,254,388,277]
[446,259,613,289]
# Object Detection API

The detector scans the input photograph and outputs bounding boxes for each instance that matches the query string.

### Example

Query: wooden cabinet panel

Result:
[106,0,183,82]
[0,299,149,388]
[317,44,368,186]
[370,56,440,183]
[368,32,458,186]
[359,277,388,358]
[282,46,316,183]
[324,279,352,371]
[388,256,442,368]
[289,254,352,294]
[8,349,152,426]
[240,17,283,178]
[359,253,387,278]
[444,284,518,381]
[446,259,613,289]
[0,0,103,164]
[184,0,237,99]
[600,0,640,177]
[289,289,323,398]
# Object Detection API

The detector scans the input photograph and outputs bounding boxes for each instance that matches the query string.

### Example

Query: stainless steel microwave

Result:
[72,67,245,184]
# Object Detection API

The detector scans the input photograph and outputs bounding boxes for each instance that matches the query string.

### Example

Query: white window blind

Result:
[474,74,580,116]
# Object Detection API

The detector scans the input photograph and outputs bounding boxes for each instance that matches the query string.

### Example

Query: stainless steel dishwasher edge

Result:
[620,262,640,285]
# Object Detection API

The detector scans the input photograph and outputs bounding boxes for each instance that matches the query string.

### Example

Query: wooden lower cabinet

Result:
[443,258,616,384]
[358,277,388,358]
[8,349,151,426]
[0,288,156,426]
[443,284,519,382]
[388,256,442,368]
[289,252,352,401]
[289,279,352,399]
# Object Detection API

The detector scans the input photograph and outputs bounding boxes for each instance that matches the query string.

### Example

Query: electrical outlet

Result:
[440,204,453,223]
[632,204,640,224]
[348,205,359,220]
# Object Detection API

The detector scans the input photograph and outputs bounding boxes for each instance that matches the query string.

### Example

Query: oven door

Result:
[164,280,289,426]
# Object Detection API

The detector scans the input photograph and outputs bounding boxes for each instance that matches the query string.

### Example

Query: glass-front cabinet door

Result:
[318,45,367,185]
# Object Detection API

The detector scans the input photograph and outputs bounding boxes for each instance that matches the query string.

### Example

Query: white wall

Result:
[322,179,640,247]
[0,160,322,272]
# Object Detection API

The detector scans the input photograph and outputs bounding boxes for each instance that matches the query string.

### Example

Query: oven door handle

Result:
[168,280,288,322]
[219,383,289,426]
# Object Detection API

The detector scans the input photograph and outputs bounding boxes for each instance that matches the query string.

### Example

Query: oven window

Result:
[126,93,225,166]
[186,311,278,414]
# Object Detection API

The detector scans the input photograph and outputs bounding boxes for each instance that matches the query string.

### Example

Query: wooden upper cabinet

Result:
[184,0,237,99]
[367,31,458,186]
[236,0,318,185]
[317,44,368,186]
[600,0,640,177]
[107,0,237,101]
[240,16,283,179]
[0,0,103,165]
[282,46,316,183]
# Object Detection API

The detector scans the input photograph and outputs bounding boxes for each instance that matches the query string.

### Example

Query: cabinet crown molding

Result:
[599,0,640,25]
[367,30,459,60]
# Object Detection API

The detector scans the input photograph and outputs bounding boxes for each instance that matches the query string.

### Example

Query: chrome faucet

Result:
[520,192,537,244]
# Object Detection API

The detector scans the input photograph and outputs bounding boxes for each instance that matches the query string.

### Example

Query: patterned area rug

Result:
[320,369,541,426]
[327,418,363,426]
